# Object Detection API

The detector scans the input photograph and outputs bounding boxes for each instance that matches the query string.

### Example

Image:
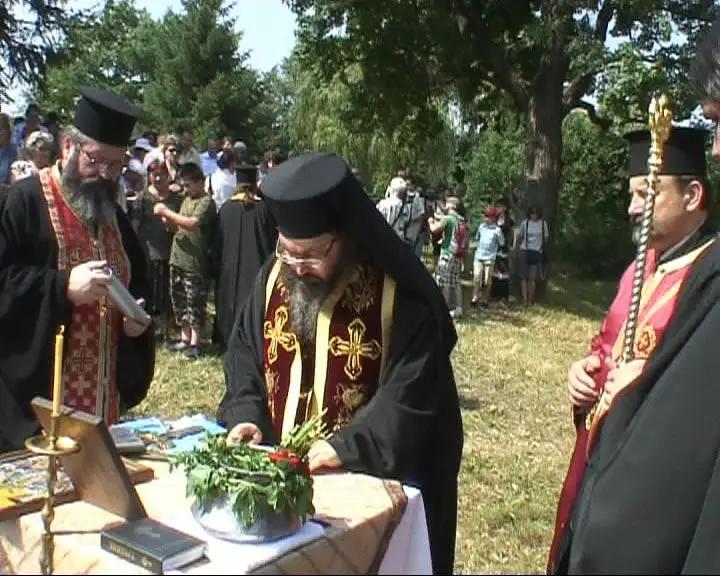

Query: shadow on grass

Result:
[459,393,481,411]
[541,269,615,323]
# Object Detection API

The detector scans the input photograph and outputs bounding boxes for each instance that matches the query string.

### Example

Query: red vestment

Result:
[548,241,714,572]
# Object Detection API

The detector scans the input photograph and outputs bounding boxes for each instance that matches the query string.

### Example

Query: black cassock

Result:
[211,197,277,349]
[0,175,155,451]
[217,260,464,575]
[555,238,720,574]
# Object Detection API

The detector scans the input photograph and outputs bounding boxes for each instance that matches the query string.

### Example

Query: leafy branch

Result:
[171,413,328,528]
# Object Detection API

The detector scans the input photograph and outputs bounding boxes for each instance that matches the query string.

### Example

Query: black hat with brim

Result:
[625,126,708,178]
[74,86,140,148]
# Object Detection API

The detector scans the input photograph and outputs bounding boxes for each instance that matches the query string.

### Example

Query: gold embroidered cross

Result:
[263,307,298,365]
[329,318,381,381]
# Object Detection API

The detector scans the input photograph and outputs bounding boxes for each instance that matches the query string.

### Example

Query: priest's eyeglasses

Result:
[275,237,337,268]
[79,147,124,176]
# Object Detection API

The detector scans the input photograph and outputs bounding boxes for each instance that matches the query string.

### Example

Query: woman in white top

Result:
[516,206,550,306]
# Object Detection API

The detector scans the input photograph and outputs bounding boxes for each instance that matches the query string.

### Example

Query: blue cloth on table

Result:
[114,414,225,453]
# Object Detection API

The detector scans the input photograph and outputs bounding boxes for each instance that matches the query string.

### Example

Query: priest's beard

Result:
[62,151,119,228]
[279,244,354,350]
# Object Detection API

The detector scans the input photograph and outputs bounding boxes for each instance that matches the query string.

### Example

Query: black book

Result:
[101,517,206,573]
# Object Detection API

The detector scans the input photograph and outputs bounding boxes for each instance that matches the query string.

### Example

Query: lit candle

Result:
[52,326,65,417]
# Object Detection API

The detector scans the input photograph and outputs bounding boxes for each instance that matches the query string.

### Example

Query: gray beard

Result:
[62,151,119,227]
[279,245,354,349]
[280,266,331,349]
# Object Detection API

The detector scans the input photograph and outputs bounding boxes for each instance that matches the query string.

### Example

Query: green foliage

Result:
[287,53,456,198]
[140,0,266,151]
[558,111,633,277]
[0,0,74,98]
[171,434,315,528]
[285,0,718,222]
[35,0,274,155]
[36,0,156,120]
[463,127,524,229]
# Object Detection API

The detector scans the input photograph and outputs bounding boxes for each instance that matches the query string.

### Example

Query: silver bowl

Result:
[191,494,303,543]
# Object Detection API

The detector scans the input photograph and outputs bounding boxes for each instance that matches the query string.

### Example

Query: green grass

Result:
[135,269,616,574]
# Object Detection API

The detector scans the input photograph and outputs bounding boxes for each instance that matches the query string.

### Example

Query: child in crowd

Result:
[472,207,505,308]
[154,162,216,358]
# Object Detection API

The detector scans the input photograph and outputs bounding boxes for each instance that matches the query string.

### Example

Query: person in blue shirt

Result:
[0,114,17,186]
[472,206,505,308]
[200,138,219,177]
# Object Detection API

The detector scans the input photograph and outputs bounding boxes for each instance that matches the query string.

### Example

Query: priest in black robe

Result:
[0,86,155,452]
[211,166,277,350]
[217,153,463,575]
[551,124,720,572]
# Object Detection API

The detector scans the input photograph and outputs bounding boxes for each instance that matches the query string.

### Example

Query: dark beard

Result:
[280,267,332,349]
[62,151,119,227]
[279,244,354,350]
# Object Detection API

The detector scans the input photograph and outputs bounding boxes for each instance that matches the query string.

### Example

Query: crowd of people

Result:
[6,15,720,576]
[375,173,552,317]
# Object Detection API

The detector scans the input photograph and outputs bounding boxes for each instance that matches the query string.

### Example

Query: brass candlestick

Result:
[24,325,81,576]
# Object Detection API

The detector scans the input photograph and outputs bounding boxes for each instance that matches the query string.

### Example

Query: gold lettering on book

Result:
[107,541,138,563]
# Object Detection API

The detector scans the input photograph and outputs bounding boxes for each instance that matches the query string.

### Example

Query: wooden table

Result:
[0,460,409,575]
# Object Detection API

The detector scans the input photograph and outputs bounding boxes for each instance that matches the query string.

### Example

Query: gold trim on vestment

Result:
[310,266,357,419]
[380,276,396,379]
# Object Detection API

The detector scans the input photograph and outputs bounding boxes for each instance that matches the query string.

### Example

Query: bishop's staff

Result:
[587,95,672,430]
[621,95,672,363]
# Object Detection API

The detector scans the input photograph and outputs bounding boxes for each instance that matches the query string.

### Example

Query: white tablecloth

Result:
[378,487,432,575]
[169,485,431,575]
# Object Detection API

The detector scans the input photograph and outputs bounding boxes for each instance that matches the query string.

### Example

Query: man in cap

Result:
[217,153,463,575]
[0,86,155,452]
[549,125,720,573]
[211,165,277,350]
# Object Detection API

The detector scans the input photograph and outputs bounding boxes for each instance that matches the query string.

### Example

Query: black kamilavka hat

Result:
[73,86,140,147]
[261,153,343,239]
[625,126,708,178]
[261,152,457,353]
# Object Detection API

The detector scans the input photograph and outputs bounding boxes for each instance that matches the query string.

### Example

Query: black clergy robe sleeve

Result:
[216,261,275,441]
[0,177,154,450]
[115,207,156,411]
[328,290,440,481]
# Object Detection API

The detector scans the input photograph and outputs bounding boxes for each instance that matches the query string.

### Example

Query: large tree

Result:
[35,0,156,119]
[0,0,75,100]
[143,0,264,150]
[286,0,718,223]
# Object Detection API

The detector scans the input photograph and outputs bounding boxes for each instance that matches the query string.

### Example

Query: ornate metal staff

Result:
[587,95,672,430]
[621,95,672,362]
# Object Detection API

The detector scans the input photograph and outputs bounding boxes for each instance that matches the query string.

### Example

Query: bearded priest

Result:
[217,152,463,575]
[0,87,154,452]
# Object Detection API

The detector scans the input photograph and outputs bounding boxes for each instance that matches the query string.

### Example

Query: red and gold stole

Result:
[262,260,396,440]
[39,164,130,423]
[586,238,715,449]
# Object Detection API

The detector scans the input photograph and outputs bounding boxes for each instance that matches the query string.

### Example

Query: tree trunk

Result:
[520,61,565,235]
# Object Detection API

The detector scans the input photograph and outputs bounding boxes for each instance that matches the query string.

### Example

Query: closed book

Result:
[101,517,206,573]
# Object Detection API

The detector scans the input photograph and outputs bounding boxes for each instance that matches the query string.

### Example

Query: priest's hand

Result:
[227,423,263,446]
[568,354,601,409]
[123,298,151,338]
[67,260,110,306]
[308,440,342,472]
[601,359,646,410]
